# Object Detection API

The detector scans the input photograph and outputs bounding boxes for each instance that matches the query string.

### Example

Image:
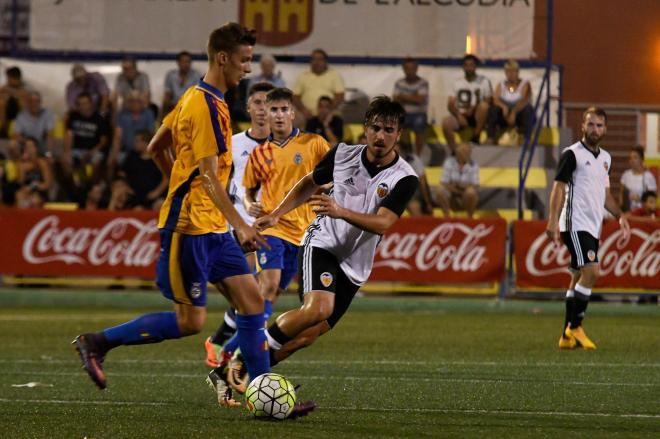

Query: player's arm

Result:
[605,186,630,238]
[254,173,320,231]
[148,123,175,177]
[312,176,419,235]
[546,150,575,241]
[244,185,264,217]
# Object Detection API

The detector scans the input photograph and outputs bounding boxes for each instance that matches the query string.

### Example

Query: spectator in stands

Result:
[625,190,659,222]
[110,90,156,170]
[393,57,429,155]
[112,57,153,115]
[442,54,492,153]
[305,95,344,144]
[485,59,534,146]
[119,130,167,209]
[81,182,108,210]
[1,66,29,111]
[434,142,479,218]
[65,64,110,116]
[398,141,434,216]
[11,91,56,158]
[293,49,345,122]
[619,145,657,211]
[63,92,110,183]
[162,51,201,116]
[248,54,285,89]
[0,79,20,139]
[107,177,138,211]
[13,137,53,208]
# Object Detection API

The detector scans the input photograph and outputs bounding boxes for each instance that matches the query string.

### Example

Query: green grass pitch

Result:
[0,288,658,438]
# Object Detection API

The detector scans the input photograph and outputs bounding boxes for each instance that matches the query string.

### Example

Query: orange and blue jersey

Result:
[158,79,233,235]
[243,128,330,245]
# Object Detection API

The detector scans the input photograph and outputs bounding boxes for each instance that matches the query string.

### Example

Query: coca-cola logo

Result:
[524,228,660,278]
[374,223,495,272]
[22,215,160,267]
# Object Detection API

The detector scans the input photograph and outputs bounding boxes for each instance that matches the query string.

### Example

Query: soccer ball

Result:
[245,373,296,420]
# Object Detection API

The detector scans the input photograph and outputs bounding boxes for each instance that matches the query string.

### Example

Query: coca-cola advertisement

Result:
[514,220,660,290]
[372,217,507,283]
[0,208,160,278]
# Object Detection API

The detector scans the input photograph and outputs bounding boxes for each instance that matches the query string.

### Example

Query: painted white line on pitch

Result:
[322,405,660,419]
[0,397,166,406]
[1,358,659,368]
[4,370,657,388]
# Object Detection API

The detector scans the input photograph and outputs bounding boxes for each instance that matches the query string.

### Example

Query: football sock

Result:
[210,308,237,345]
[571,284,591,328]
[264,299,273,321]
[221,332,240,356]
[102,312,181,349]
[265,322,292,350]
[563,289,575,334]
[236,313,270,379]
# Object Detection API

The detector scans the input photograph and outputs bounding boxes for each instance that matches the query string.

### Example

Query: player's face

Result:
[365,118,400,160]
[247,91,268,127]
[267,99,295,136]
[222,45,253,89]
[581,113,607,147]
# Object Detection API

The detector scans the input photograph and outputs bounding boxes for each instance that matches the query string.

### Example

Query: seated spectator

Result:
[0,83,20,139]
[65,64,110,115]
[441,54,492,153]
[82,182,108,210]
[393,57,429,155]
[619,145,657,211]
[108,177,138,211]
[304,96,344,144]
[248,54,286,89]
[13,137,54,208]
[11,91,56,158]
[110,91,156,169]
[1,66,29,111]
[63,92,110,183]
[434,142,479,218]
[398,141,434,216]
[162,51,201,116]
[112,57,153,116]
[485,59,534,145]
[293,49,345,123]
[119,130,167,209]
[626,191,659,222]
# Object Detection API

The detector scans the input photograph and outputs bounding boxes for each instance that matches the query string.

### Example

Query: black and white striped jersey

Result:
[303,143,419,286]
[556,141,611,238]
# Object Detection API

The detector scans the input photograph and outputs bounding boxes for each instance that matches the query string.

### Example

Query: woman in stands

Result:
[14,137,53,208]
[619,145,657,211]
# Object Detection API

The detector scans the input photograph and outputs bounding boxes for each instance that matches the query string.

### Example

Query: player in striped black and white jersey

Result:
[253,96,419,366]
[204,81,273,368]
[546,107,630,350]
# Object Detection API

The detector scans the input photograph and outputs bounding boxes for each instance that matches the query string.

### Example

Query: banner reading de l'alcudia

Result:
[513,220,660,290]
[30,0,535,58]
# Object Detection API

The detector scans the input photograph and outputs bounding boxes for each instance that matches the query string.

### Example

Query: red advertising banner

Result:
[371,217,507,283]
[0,208,160,278]
[514,220,660,290]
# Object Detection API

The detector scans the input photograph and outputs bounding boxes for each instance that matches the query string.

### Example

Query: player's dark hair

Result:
[631,145,645,161]
[462,54,481,65]
[317,95,333,105]
[583,106,607,124]
[364,95,406,129]
[176,51,191,61]
[6,66,21,79]
[248,81,275,97]
[207,23,257,60]
[641,190,656,203]
[266,87,294,104]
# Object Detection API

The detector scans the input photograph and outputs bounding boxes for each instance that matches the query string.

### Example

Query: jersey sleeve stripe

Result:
[203,93,227,154]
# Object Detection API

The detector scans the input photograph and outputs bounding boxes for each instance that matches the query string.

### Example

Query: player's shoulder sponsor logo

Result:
[377,182,389,198]
[239,0,313,47]
[320,272,333,288]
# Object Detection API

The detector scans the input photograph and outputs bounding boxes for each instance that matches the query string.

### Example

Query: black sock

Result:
[210,308,237,345]
[563,297,575,335]
[267,322,293,347]
[571,292,590,328]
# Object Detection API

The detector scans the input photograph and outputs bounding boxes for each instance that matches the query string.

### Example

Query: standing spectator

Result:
[162,51,201,116]
[248,54,285,89]
[485,59,534,145]
[11,91,56,157]
[626,191,659,222]
[13,137,54,208]
[619,145,657,211]
[65,64,110,115]
[398,141,434,216]
[293,49,344,122]
[305,96,344,144]
[393,57,429,155]
[434,142,479,218]
[441,54,492,153]
[63,93,110,182]
[112,57,152,114]
[110,91,155,169]
[119,130,167,209]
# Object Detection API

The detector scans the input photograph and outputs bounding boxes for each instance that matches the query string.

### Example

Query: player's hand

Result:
[310,193,343,218]
[545,222,560,244]
[254,213,279,231]
[235,224,270,252]
[246,200,264,217]
[618,215,631,240]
